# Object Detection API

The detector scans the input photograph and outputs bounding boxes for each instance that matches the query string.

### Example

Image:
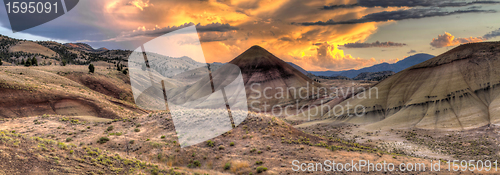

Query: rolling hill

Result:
[0,65,145,119]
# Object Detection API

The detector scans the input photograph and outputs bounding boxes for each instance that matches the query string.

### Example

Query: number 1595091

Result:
[6,1,58,14]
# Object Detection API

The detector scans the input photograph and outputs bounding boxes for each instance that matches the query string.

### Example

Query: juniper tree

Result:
[24,58,31,67]
[89,64,95,73]
[31,57,38,66]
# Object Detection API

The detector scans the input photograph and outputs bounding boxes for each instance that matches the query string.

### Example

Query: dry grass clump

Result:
[230,160,250,174]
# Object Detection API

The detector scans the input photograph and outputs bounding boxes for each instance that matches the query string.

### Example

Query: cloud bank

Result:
[430,32,485,48]
[483,28,500,39]
[300,8,496,26]
[357,0,500,8]
[342,41,406,48]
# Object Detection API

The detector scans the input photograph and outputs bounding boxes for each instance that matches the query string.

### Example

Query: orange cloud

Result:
[430,32,485,48]
[127,0,152,11]
[99,0,402,71]
[309,42,380,70]
[280,42,394,71]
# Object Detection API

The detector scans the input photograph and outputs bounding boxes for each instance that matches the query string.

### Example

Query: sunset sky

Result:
[1,0,500,71]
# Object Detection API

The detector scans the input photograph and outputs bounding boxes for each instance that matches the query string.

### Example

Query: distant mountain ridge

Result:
[64,43,108,52]
[310,53,434,78]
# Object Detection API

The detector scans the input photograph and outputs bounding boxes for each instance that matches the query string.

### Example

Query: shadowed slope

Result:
[0,66,144,119]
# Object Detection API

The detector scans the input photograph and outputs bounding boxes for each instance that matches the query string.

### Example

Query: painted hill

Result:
[229,46,324,114]
[313,42,500,130]
[310,53,434,78]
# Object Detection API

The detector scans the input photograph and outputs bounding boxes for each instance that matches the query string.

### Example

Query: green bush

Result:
[193,160,201,167]
[224,162,231,170]
[256,166,268,173]
[66,137,73,142]
[97,137,110,144]
[206,140,215,147]
[134,128,140,132]
[230,142,235,146]
[107,126,114,131]
[161,135,166,139]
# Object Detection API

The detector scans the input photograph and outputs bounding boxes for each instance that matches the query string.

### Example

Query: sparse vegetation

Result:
[109,132,122,136]
[206,140,215,147]
[97,137,109,144]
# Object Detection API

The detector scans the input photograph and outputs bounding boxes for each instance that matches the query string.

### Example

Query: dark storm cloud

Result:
[357,0,500,8]
[342,41,406,48]
[322,3,359,10]
[198,31,235,42]
[320,0,500,10]
[299,8,496,26]
[483,28,500,39]
[196,23,239,32]
[407,49,417,54]
[130,22,238,38]
[278,37,293,42]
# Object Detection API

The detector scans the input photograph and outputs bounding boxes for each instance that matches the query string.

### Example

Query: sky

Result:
[1,0,500,71]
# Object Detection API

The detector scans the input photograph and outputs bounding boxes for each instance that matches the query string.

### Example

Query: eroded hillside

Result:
[318,42,500,130]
